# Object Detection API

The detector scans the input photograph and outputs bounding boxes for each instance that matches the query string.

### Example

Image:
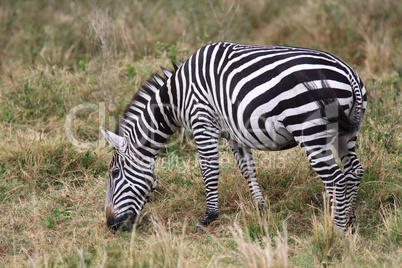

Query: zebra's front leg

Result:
[228,139,265,213]
[193,127,221,229]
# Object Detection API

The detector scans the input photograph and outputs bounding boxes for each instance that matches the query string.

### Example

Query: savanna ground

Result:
[0,0,401,267]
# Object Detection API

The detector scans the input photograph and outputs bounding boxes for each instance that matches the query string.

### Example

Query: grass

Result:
[0,0,401,267]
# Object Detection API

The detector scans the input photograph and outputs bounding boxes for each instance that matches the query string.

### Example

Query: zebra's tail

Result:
[349,76,366,131]
[304,79,359,137]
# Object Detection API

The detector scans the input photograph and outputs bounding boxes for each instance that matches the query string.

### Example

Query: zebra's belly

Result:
[225,118,297,151]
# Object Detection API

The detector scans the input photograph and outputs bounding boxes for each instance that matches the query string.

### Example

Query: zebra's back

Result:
[180,42,365,150]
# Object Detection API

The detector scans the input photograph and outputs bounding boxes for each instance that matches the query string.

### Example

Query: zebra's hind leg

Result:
[295,131,349,230]
[336,135,363,233]
[228,139,265,214]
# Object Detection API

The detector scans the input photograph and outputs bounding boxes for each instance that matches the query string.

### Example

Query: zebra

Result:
[100,42,367,233]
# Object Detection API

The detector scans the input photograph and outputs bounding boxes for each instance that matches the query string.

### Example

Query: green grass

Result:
[0,0,401,267]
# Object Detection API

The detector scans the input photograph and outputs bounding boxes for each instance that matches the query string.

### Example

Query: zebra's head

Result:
[100,127,157,233]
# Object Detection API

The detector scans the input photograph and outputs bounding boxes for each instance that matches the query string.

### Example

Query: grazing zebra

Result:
[101,42,367,233]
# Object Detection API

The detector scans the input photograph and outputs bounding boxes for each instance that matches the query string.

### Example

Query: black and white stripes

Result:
[101,42,367,233]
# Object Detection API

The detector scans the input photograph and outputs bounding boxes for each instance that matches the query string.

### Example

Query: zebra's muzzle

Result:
[106,212,136,234]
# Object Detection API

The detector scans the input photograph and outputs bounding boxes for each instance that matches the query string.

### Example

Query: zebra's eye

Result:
[111,169,120,179]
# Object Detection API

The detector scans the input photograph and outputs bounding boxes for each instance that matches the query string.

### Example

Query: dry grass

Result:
[0,0,401,267]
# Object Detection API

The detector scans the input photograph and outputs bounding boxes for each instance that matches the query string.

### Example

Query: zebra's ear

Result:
[100,127,128,152]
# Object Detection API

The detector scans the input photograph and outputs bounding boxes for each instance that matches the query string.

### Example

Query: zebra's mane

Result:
[116,62,181,135]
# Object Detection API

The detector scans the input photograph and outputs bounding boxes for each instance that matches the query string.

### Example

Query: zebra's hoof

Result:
[196,223,206,232]
[346,223,356,235]
[196,211,219,231]
[257,202,265,217]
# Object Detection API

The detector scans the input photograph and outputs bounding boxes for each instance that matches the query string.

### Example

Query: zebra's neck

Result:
[117,71,179,163]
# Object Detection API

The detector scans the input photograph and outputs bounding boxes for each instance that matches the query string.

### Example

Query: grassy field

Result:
[0,0,401,267]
